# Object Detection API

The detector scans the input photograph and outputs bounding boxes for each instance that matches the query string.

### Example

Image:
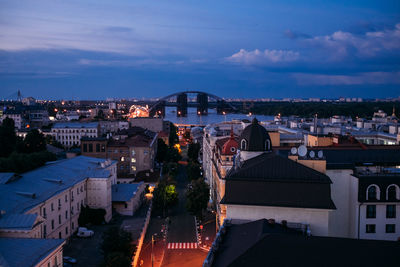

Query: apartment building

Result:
[51,122,99,148]
[1,110,23,129]
[0,156,117,240]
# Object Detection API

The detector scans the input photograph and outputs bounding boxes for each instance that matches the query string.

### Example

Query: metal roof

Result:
[112,182,143,202]
[0,238,65,267]
[52,122,98,128]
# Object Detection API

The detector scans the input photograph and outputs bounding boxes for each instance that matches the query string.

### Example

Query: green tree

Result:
[0,151,57,173]
[22,129,46,153]
[0,117,17,157]
[188,142,200,162]
[153,181,178,216]
[186,178,210,219]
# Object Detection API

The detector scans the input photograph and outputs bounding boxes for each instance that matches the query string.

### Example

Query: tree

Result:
[78,205,107,226]
[187,161,201,181]
[0,117,17,157]
[186,178,210,219]
[22,129,46,153]
[101,227,134,265]
[0,151,57,173]
[188,142,200,162]
[153,181,178,216]
[169,123,179,146]
[156,139,168,163]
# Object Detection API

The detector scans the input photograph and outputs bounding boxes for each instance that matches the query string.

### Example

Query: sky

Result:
[0,0,399,100]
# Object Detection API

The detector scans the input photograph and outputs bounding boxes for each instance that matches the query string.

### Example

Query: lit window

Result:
[121,157,125,162]
[131,158,136,163]
[131,166,136,171]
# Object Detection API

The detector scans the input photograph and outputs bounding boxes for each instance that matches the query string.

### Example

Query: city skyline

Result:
[1,0,399,99]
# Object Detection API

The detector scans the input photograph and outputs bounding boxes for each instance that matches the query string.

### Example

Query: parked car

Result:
[63,256,77,264]
[77,227,94,237]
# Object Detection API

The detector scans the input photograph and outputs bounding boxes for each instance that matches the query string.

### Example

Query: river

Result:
[163,107,274,125]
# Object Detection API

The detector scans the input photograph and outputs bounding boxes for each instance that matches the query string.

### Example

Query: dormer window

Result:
[387,185,399,201]
[230,147,236,153]
[367,185,380,201]
[241,139,247,150]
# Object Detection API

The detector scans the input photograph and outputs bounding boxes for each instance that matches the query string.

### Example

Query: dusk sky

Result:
[0,0,399,99]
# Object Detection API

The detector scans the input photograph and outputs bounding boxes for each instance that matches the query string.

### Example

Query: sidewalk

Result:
[197,212,217,251]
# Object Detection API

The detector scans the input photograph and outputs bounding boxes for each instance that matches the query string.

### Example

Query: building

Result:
[112,182,146,216]
[81,127,158,177]
[0,238,65,267]
[1,110,23,129]
[218,119,336,236]
[51,122,99,148]
[0,156,117,240]
[129,117,164,133]
[204,219,400,267]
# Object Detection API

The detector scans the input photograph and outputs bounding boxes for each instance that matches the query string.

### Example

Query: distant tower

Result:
[17,90,22,102]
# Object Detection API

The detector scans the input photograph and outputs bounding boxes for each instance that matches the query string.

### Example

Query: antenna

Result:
[298,145,307,157]
[309,151,315,158]
[290,147,297,155]
[317,150,324,159]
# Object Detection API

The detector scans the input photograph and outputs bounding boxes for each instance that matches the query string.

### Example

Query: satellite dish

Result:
[290,147,297,155]
[298,145,307,157]
[318,150,324,159]
[309,151,315,158]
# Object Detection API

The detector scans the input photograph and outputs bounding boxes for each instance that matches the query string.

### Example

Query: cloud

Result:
[226,49,300,65]
[293,71,400,86]
[78,58,185,67]
[304,23,400,60]
[284,29,310,40]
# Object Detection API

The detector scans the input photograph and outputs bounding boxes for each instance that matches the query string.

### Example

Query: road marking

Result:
[167,242,198,249]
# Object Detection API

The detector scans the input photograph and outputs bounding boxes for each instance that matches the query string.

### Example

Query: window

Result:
[367,185,379,200]
[65,195,68,202]
[124,203,128,208]
[81,186,83,192]
[101,145,105,152]
[387,185,398,201]
[96,143,100,152]
[66,227,68,235]
[386,224,395,233]
[230,147,236,153]
[131,166,136,171]
[131,149,135,156]
[386,205,396,218]
[58,215,61,224]
[121,157,125,162]
[51,203,54,211]
[59,232,62,238]
[131,158,136,163]
[89,144,93,152]
[366,224,376,233]
[51,220,54,230]
[43,207,46,218]
[72,222,74,230]
[43,225,47,238]
[241,139,247,150]
[77,188,79,195]
[65,210,68,219]
[366,205,376,218]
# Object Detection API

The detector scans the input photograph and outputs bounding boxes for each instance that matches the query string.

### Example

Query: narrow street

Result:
[138,164,208,267]
[162,164,208,267]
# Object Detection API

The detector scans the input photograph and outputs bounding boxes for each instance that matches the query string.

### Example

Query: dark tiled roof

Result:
[239,118,271,152]
[227,152,331,183]
[222,153,335,209]
[210,219,400,267]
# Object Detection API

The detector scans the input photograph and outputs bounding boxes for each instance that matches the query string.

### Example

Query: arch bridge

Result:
[149,91,237,117]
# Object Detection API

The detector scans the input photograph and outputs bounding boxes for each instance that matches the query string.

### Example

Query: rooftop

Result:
[52,122,99,128]
[112,182,144,202]
[0,238,65,267]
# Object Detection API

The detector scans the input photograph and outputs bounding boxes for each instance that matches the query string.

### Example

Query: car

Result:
[77,227,94,238]
[63,256,77,264]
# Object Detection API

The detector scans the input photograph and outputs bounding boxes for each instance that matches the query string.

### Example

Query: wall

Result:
[36,241,65,267]
[129,117,163,132]
[226,204,331,236]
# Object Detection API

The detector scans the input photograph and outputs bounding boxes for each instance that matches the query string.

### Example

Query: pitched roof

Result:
[112,182,144,202]
[0,238,65,267]
[227,152,331,183]
[0,214,37,230]
[222,153,335,209]
[210,219,400,267]
[52,122,98,128]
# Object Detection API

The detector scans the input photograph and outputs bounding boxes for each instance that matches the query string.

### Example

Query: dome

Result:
[239,118,272,152]
[222,129,238,155]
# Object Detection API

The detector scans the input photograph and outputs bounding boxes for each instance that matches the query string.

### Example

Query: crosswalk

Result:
[167,242,198,249]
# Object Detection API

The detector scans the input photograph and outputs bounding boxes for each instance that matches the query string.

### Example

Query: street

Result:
[138,164,208,267]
